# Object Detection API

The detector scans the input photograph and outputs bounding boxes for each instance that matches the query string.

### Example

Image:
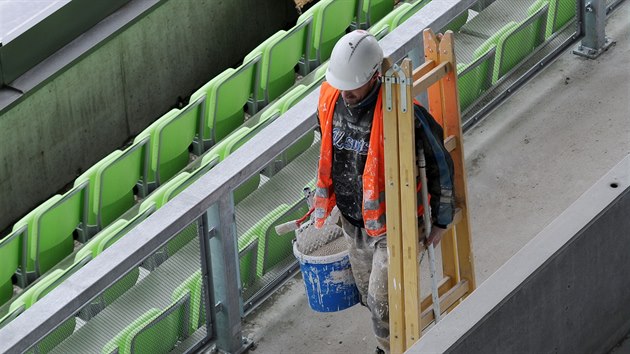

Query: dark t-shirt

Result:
[331,82,381,228]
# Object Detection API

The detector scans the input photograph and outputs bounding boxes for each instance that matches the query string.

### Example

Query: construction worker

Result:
[313,30,455,353]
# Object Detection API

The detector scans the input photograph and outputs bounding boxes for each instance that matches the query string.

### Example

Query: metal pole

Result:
[208,196,248,353]
[418,149,441,323]
[574,0,614,59]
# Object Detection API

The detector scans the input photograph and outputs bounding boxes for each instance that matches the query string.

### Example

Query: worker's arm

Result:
[413,104,455,245]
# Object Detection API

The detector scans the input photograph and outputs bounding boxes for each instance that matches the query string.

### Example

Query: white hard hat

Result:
[326,30,384,91]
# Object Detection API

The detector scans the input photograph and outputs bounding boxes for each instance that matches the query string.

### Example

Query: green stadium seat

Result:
[12,181,89,286]
[300,0,358,74]
[490,1,548,83]
[238,235,259,289]
[101,309,161,354]
[171,271,203,334]
[74,137,150,241]
[0,226,26,307]
[245,19,312,111]
[454,32,496,112]
[359,0,394,28]
[190,54,261,150]
[133,107,201,191]
[239,204,292,277]
[128,294,190,354]
[102,294,190,354]
[545,0,576,38]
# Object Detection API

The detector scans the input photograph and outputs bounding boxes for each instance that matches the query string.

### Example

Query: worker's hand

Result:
[426,226,447,247]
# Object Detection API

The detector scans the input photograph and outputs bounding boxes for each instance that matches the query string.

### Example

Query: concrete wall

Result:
[410,155,630,354]
[0,0,298,231]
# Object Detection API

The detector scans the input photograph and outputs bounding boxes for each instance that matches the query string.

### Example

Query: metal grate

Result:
[33,222,208,354]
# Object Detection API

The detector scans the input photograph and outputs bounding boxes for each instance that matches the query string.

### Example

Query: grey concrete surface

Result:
[410,157,630,353]
[0,0,298,232]
[242,2,630,353]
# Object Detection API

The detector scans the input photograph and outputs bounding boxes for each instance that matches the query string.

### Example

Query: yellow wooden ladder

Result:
[382,29,476,353]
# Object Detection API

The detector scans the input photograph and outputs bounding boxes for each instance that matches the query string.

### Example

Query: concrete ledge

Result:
[410,155,630,353]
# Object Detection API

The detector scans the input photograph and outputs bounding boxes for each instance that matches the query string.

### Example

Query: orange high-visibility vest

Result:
[314,82,427,237]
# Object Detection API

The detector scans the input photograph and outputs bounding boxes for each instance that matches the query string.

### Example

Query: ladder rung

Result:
[420,276,453,310]
[412,62,452,97]
[412,59,436,82]
[444,135,457,153]
[420,279,470,328]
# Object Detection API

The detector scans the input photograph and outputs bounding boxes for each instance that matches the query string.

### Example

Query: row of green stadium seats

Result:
[16,228,203,353]
[456,0,576,111]
[0,0,399,311]
[0,70,324,334]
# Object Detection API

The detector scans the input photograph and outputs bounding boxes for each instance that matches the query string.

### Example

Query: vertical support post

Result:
[397,59,422,348]
[206,195,246,353]
[199,209,216,339]
[383,59,406,354]
[439,31,476,292]
[573,0,614,59]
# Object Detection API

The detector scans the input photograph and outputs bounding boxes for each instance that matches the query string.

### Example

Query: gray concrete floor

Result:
[242,3,630,353]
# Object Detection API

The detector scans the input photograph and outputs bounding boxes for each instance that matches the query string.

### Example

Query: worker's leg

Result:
[341,216,373,305]
[368,238,389,352]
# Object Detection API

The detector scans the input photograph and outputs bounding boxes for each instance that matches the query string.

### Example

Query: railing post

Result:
[573,0,614,59]
[206,196,249,353]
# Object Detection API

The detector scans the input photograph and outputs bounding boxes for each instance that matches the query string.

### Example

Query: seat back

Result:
[360,0,394,27]
[133,109,178,189]
[457,34,497,111]
[171,271,203,334]
[259,19,311,106]
[127,294,190,354]
[28,181,89,278]
[74,152,120,238]
[76,138,149,240]
[191,54,261,149]
[154,106,201,185]
[546,0,576,38]
[102,309,161,354]
[0,226,26,307]
[239,204,292,277]
[316,0,358,64]
[493,1,548,83]
[238,236,259,289]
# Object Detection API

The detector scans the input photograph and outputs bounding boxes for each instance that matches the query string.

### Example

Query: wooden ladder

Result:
[382,29,476,353]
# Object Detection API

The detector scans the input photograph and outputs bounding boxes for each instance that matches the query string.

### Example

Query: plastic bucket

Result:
[293,242,360,312]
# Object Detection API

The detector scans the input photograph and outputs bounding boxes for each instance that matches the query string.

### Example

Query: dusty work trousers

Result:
[341,216,390,353]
